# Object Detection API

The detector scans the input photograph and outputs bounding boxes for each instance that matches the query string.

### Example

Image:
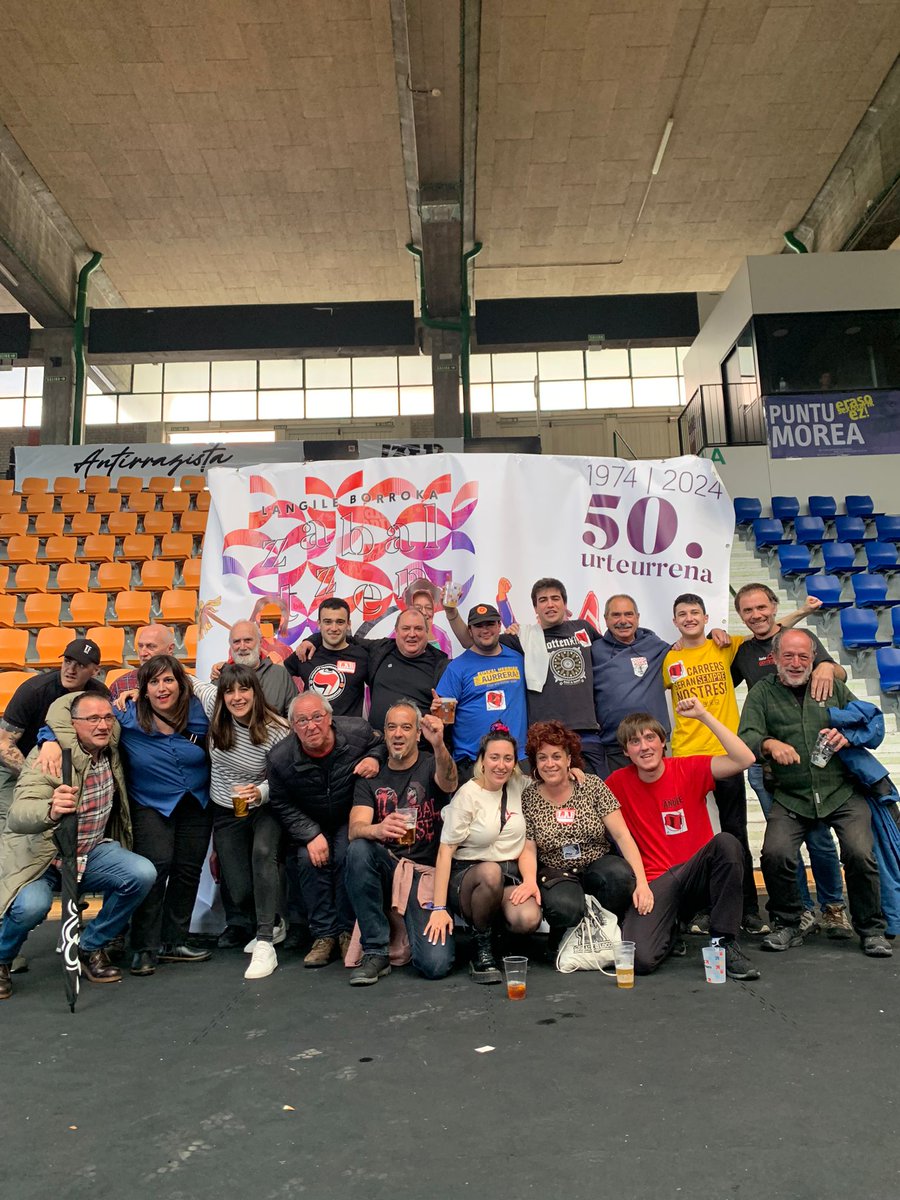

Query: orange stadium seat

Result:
[90,492,121,516]
[70,512,102,538]
[0,564,8,592]
[59,492,89,516]
[122,534,155,562]
[182,624,198,665]
[0,670,36,715]
[0,513,29,538]
[178,475,206,496]
[104,667,133,692]
[51,476,81,496]
[147,475,176,495]
[0,494,21,515]
[143,511,174,538]
[137,560,175,592]
[14,563,50,594]
[159,533,192,561]
[124,491,156,516]
[85,626,125,667]
[34,512,65,539]
[24,593,62,629]
[0,479,14,495]
[0,630,29,669]
[180,558,202,589]
[94,562,132,593]
[52,562,91,595]
[162,490,190,515]
[107,511,139,539]
[19,477,48,496]
[6,536,39,564]
[180,509,208,537]
[110,591,152,627]
[64,592,108,628]
[84,476,111,496]
[78,535,117,564]
[114,476,144,497]
[195,490,211,512]
[0,595,16,627]
[34,626,70,666]
[160,589,197,626]
[42,536,78,565]
[26,492,54,516]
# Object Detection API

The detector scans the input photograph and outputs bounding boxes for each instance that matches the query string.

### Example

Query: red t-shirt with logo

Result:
[606,756,715,881]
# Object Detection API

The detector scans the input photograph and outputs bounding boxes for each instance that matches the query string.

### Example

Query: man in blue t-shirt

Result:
[431,603,527,784]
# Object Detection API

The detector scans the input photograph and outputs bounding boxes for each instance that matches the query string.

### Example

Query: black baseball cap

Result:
[64,638,101,667]
[467,603,502,625]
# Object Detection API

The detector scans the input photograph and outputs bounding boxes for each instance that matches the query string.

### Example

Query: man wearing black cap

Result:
[0,639,108,823]
[430,603,528,784]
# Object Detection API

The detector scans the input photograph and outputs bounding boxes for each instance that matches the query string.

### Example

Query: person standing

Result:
[282,598,370,717]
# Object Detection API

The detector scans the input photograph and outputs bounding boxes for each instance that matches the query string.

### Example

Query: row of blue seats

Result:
[803,573,900,611]
[735,495,884,524]
[778,544,900,580]
[751,514,900,549]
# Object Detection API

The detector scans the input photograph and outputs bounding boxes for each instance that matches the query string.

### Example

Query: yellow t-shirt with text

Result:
[662,636,745,756]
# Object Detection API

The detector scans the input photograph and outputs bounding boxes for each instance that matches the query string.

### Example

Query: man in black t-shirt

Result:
[345,701,457,986]
[283,598,370,717]
[0,639,108,821]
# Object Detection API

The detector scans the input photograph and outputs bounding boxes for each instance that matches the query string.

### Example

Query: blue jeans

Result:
[747,764,843,910]
[344,839,454,979]
[295,824,354,939]
[0,841,157,962]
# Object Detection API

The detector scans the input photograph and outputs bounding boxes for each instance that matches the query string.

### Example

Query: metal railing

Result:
[678,382,765,453]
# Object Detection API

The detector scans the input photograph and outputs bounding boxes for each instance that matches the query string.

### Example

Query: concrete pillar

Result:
[40,327,75,446]
[429,327,463,438]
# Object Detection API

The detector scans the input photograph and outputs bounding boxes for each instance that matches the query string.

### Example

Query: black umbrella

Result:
[53,748,81,1013]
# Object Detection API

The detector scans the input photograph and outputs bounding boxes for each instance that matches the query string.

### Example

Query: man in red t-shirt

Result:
[606,697,761,981]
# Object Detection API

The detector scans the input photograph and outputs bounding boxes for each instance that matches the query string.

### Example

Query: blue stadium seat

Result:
[734,497,762,526]
[806,574,850,610]
[771,496,800,523]
[892,608,900,647]
[845,495,882,519]
[865,542,900,575]
[822,542,863,577]
[834,516,871,545]
[874,515,900,544]
[840,607,889,649]
[851,573,900,609]
[752,518,789,549]
[794,516,829,546]
[808,495,837,520]
[875,647,900,693]
[777,544,818,578]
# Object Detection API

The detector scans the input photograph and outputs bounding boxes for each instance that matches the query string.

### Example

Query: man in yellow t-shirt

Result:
[661,593,762,932]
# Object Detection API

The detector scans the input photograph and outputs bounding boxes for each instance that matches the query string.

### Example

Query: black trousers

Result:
[712,773,759,917]
[761,797,885,936]
[540,854,636,928]
[623,833,744,975]
[294,824,354,939]
[213,804,282,942]
[130,793,213,952]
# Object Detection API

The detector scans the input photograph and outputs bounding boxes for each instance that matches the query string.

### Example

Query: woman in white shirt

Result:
[423,723,542,984]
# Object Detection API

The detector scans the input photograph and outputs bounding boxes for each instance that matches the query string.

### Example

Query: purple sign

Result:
[765,390,900,458]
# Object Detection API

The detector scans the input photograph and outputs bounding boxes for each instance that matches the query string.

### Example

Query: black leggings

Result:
[213,804,283,942]
[130,793,213,951]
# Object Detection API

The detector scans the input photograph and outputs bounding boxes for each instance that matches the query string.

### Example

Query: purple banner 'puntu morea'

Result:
[765,390,900,459]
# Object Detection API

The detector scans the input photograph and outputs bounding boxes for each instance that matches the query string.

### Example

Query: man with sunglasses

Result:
[0,691,156,1000]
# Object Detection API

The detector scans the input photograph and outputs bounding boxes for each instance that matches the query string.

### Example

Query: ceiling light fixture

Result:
[651,117,674,176]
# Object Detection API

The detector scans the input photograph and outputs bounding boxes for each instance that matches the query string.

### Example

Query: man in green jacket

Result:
[738,629,890,958]
[0,691,157,1000]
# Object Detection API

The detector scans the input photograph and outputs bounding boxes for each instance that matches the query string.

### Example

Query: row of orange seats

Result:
[0,508,208,539]
[0,625,199,672]
[0,559,201,595]
[0,473,210,498]
[0,666,141,717]
[0,590,198,630]
[1,532,198,565]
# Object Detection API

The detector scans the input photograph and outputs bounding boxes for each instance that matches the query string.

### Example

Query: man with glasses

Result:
[267,692,382,968]
[0,691,156,999]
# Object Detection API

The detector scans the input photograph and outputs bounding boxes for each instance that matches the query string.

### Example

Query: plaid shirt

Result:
[52,753,115,880]
[108,669,139,702]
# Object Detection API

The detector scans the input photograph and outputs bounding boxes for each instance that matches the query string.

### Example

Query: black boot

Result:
[469,930,501,984]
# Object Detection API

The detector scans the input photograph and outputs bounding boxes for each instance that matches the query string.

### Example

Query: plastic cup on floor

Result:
[614,941,636,989]
[502,955,528,1000]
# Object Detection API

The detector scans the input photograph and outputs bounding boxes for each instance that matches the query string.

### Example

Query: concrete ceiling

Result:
[0,0,898,319]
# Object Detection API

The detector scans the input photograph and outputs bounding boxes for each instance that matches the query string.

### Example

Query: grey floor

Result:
[2,923,897,1200]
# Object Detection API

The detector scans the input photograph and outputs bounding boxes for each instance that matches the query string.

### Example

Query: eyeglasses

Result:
[72,715,115,726]
[293,713,328,727]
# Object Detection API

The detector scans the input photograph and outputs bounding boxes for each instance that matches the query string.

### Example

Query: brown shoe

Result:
[0,963,11,1000]
[822,903,854,940]
[338,931,353,962]
[79,946,122,984]
[303,936,337,969]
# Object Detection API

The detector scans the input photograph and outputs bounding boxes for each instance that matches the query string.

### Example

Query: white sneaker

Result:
[244,941,278,980]
[244,918,287,954]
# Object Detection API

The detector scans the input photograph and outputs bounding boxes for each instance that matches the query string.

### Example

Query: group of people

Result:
[0,570,894,1003]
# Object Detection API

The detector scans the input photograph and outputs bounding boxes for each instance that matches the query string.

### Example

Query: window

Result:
[163,362,209,391]
[211,361,257,391]
[210,391,257,420]
[306,358,350,388]
[259,360,304,389]
[120,393,163,423]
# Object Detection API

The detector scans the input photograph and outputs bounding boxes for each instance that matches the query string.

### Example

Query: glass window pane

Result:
[399,356,432,386]
[631,347,677,377]
[162,392,206,422]
[0,367,25,397]
[539,379,585,411]
[353,388,398,418]
[25,366,44,396]
[133,363,163,392]
[259,359,304,389]
[258,389,304,419]
[121,393,164,423]
[169,429,276,444]
[210,390,258,420]
[163,362,209,391]
[86,393,118,424]
[24,396,42,427]
[470,382,493,413]
[538,350,584,381]
[632,377,681,407]
[305,388,351,419]
[493,381,537,412]
[470,355,492,384]
[86,378,101,395]
[0,397,23,426]
[678,377,687,404]
[352,357,397,387]
[306,358,350,388]
[211,360,257,390]
[587,378,633,409]
[586,348,630,378]
[491,352,537,383]
[399,386,434,416]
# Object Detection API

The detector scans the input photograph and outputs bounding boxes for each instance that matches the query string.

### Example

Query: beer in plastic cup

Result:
[502,955,528,1000]
[232,787,251,818]
[442,581,462,608]
[614,940,636,989]
[396,806,417,846]
[437,697,457,725]
[810,731,835,768]
[702,940,727,984]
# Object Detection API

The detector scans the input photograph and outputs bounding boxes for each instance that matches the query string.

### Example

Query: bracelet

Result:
[423,903,447,911]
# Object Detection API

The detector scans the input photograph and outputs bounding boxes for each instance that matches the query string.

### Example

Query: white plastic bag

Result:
[555,894,622,972]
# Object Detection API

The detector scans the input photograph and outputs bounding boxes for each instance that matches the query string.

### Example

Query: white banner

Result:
[196,453,734,676]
